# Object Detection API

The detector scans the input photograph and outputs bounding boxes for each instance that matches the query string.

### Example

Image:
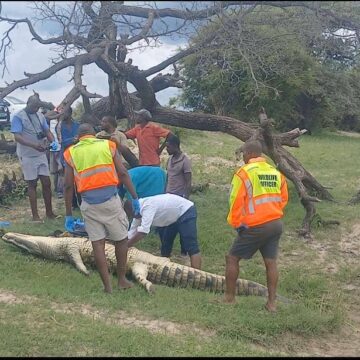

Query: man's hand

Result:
[49,141,60,151]
[131,198,141,216]
[33,142,46,152]
[65,216,75,232]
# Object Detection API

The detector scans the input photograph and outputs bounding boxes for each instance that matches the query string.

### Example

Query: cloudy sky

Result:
[0,1,202,107]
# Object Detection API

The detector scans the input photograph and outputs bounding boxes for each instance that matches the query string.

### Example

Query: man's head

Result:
[241,140,263,164]
[134,109,152,125]
[101,115,117,132]
[60,106,72,122]
[166,134,180,155]
[26,95,42,114]
[77,123,96,138]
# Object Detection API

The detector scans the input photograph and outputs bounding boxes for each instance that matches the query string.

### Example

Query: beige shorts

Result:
[80,195,129,242]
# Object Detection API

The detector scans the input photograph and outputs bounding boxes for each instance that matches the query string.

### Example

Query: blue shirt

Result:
[60,120,80,166]
[120,166,166,200]
[61,120,79,151]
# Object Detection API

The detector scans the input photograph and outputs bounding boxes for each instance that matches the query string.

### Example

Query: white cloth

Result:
[49,119,60,148]
[128,193,193,238]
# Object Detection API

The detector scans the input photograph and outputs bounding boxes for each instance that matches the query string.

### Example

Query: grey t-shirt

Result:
[11,109,49,158]
[166,152,192,196]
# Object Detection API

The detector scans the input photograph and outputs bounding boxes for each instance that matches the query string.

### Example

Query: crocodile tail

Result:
[148,262,268,297]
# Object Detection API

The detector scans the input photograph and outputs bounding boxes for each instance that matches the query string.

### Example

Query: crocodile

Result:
[2,232,288,301]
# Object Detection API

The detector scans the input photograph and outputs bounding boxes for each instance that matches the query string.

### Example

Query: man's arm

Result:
[157,132,172,155]
[113,151,138,199]
[13,133,46,152]
[64,163,75,217]
[183,156,192,199]
[128,232,146,247]
[45,128,55,143]
[118,143,139,168]
[280,174,288,210]
[184,172,192,199]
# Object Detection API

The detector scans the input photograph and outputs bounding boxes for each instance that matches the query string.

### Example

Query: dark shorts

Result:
[229,219,283,259]
[157,206,200,257]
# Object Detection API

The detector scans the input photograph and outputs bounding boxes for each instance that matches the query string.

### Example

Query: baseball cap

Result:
[134,109,152,120]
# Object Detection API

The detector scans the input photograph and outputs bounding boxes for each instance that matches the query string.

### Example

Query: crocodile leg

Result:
[131,262,154,293]
[67,245,90,276]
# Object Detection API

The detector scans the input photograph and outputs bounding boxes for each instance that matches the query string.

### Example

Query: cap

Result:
[134,109,152,120]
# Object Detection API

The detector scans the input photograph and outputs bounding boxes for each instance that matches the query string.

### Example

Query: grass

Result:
[0,127,358,356]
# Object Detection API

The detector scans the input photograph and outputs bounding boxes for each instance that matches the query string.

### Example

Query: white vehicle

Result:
[4,95,26,121]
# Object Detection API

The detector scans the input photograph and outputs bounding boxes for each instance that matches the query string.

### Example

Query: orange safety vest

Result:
[63,136,119,193]
[227,157,288,228]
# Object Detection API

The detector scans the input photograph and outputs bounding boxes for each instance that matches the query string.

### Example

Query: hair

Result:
[242,140,263,156]
[102,115,117,128]
[166,134,180,148]
[78,123,96,137]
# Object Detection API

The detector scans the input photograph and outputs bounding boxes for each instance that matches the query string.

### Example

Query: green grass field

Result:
[0,128,359,356]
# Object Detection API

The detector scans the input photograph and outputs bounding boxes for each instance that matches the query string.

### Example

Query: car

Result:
[4,95,26,121]
[0,99,10,129]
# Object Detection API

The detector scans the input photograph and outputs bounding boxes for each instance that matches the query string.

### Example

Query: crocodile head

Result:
[2,232,43,255]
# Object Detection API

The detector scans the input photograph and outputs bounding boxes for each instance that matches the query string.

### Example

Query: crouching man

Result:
[63,123,140,293]
[125,193,202,269]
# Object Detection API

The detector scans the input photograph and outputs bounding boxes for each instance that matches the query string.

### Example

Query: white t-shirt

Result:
[128,193,194,238]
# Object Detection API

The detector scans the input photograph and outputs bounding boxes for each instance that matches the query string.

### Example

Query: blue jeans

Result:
[157,206,200,257]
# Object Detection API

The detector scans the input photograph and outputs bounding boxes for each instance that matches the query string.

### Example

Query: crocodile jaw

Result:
[2,232,42,255]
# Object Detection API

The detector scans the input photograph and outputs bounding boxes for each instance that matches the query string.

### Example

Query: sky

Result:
[0,1,199,107]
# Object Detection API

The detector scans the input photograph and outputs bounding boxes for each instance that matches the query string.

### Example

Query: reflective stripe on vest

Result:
[67,137,119,193]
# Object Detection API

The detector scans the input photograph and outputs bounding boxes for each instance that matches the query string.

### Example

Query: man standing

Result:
[96,115,139,169]
[11,95,58,222]
[223,140,288,312]
[165,134,192,258]
[125,109,172,166]
[165,134,192,199]
[126,193,202,269]
[58,106,81,208]
[63,123,140,293]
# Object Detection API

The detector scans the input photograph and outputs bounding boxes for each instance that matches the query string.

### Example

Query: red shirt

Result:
[125,122,170,165]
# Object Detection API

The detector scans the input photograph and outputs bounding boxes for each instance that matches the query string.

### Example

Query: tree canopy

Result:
[178,2,360,132]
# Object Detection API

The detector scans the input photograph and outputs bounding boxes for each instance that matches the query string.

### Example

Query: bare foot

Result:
[211,297,237,305]
[46,213,62,219]
[103,287,112,294]
[118,279,134,290]
[265,302,277,313]
[31,217,44,223]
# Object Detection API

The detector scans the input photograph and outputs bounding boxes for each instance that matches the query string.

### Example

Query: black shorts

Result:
[229,219,283,259]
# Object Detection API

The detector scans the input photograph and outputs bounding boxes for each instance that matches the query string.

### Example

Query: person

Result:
[223,140,288,312]
[125,109,172,166]
[96,115,139,169]
[58,106,81,208]
[11,94,59,222]
[165,134,192,258]
[45,110,63,198]
[126,193,202,269]
[63,123,140,293]
[165,134,192,199]
[119,165,166,200]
